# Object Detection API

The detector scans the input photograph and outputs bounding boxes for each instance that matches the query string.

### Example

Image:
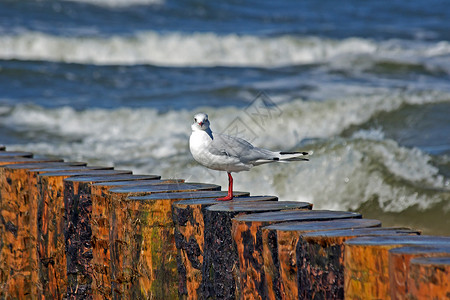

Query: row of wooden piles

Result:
[0,146,449,299]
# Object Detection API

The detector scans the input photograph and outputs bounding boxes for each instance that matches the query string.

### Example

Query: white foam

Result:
[3,89,449,156]
[280,137,448,212]
[2,90,449,215]
[1,31,449,70]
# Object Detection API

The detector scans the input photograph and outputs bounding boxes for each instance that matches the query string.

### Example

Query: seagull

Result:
[189,112,309,201]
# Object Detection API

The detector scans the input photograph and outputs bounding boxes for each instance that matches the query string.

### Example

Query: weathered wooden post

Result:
[203,201,313,299]
[117,192,256,300]
[0,151,33,158]
[297,227,419,300]
[63,174,161,299]
[89,177,182,299]
[172,195,276,299]
[388,245,450,300]
[232,210,361,299]
[407,256,450,299]
[36,169,132,299]
[108,183,220,299]
[344,235,450,300]
[0,157,67,167]
[261,219,382,299]
[0,161,87,298]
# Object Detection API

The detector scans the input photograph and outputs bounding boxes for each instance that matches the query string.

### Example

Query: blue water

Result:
[0,0,449,234]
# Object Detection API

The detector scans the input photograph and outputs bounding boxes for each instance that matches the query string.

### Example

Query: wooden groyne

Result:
[0,148,449,299]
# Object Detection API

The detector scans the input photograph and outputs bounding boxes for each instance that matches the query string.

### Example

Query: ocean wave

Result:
[2,90,448,152]
[1,92,449,216]
[63,0,163,7]
[0,31,449,70]
[3,105,448,218]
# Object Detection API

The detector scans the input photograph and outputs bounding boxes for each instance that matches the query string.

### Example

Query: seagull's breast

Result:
[189,131,212,160]
[189,130,250,172]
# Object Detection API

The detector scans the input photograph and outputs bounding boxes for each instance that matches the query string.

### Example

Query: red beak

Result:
[199,122,203,126]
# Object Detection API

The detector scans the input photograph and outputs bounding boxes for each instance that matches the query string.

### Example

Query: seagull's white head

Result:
[191,112,210,131]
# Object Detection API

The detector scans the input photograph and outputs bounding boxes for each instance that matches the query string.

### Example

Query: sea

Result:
[0,0,449,235]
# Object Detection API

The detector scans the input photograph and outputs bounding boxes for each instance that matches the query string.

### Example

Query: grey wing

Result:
[208,133,276,163]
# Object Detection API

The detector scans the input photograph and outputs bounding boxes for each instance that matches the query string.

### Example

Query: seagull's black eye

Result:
[194,118,197,122]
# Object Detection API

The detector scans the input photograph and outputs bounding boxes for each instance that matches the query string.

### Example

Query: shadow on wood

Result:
[108,182,220,299]
[171,195,274,299]
[205,201,313,299]
[262,219,383,300]
[297,227,419,300]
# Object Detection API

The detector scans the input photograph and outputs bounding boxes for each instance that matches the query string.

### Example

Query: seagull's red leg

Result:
[216,172,233,201]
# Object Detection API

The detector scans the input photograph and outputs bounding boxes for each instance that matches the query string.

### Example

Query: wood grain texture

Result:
[36,169,131,299]
[344,235,450,300]
[90,179,179,299]
[407,256,450,300]
[64,175,160,299]
[108,182,219,299]
[171,195,272,300]
[232,210,363,299]
[297,227,419,300]
[261,219,382,300]
[0,162,85,299]
[388,245,450,300]
[204,201,313,300]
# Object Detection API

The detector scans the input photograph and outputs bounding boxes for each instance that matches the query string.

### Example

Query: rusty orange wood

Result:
[171,194,272,300]
[89,179,180,299]
[63,175,160,299]
[36,169,131,299]
[108,182,220,299]
[297,227,418,300]
[407,256,450,299]
[261,219,382,300]
[203,201,312,300]
[0,162,84,299]
[89,178,184,299]
[344,235,450,300]
[388,245,450,300]
[232,210,362,299]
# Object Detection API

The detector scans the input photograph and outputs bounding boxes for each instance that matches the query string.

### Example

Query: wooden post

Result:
[63,174,161,299]
[296,227,419,300]
[36,169,132,299]
[0,151,33,158]
[344,235,450,300]
[232,210,360,299]
[261,219,382,300]
[108,183,220,299]
[407,256,450,299]
[116,192,257,300]
[0,157,67,166]
[171,195,274,300]
[0,162,87,299]
[90,178,183,299]
[389,245,450,300]
[203,201,313,299]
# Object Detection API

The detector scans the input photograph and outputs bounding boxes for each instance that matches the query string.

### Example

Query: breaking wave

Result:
[1,31,449,71]
[1,91,448,224]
